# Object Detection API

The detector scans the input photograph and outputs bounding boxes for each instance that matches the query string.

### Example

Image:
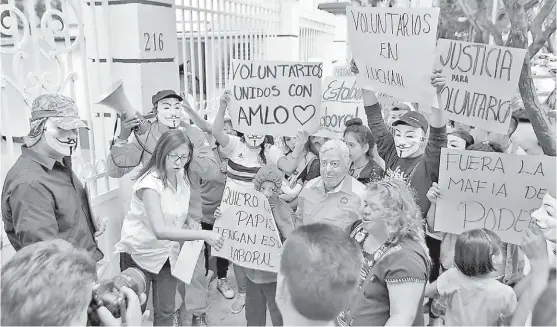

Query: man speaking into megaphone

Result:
[106,88,219,325]
[107,89,216,177]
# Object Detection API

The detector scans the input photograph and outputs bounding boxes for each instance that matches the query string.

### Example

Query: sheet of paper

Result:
[435,148,556,244]
[172,240,203,284]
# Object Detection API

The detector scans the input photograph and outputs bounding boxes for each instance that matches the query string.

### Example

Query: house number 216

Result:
[144,33,164,51]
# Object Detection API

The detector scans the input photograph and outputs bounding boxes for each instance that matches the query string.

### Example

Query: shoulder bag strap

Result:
[339,243,392,326]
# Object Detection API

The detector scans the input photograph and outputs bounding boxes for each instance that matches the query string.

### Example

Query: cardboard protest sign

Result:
[333,64,403,118]
[317,76,367,139]
[229,59,322,136]
[212,179,283,272]
[333,65,353,77]
[435,148,556,244]
[346,7,439,105]
[435,39,527,134]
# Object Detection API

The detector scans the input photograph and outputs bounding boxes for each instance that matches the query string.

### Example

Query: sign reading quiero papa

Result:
[212,179,282,272]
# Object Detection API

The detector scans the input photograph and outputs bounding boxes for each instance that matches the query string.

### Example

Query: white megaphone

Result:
[96,80,151,135]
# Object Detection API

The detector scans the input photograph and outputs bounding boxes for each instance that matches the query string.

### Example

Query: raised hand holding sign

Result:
[228,60,323,136]
[212,179,283,272]
[435,40,527,134]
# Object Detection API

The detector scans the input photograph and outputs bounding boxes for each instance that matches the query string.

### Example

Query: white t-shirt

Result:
[220,135,284,185]
[115,169,191,274]
[437,268,517,326]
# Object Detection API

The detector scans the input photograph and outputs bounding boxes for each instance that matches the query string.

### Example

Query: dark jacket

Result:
[364,103,447,217]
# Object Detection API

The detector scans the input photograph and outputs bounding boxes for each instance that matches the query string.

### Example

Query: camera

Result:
[87,268,147,326]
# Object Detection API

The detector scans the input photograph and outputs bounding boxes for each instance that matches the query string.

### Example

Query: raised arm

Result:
[351,60,398,166]
[212,90,232,148]
[362,90,399,168]
[182,100,212,134]
[276,131,308,174]
[422,70,448,183]
[184,125,219,181]
[510,226,550,326]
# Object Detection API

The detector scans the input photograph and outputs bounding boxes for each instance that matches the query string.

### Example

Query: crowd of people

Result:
[1,60,555,327]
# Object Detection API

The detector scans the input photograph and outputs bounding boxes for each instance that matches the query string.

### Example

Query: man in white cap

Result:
[1,94,103,261]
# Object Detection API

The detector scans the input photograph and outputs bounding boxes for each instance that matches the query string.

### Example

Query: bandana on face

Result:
[43,119,78,156]
[393,125,424,158]
[246,134,265,147]
[532,193,557,243]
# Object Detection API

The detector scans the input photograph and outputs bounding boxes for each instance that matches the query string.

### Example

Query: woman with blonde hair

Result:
[337,178,430,327]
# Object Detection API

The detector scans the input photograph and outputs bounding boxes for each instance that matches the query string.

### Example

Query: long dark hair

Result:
[344,118,375,159]
[134,129,193,187]
[237,132,274,165]
[454,228,501,277]
[282,136,318,158]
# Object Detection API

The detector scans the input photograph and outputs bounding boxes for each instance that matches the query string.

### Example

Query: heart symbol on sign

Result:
[293,105,317,126]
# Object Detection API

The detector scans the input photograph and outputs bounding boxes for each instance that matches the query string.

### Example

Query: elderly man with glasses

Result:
[296,139,366,229]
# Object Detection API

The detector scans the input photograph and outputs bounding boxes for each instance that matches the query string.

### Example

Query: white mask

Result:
[532,193,557,243]
[393,125,424,158]
[156,98,183,128]
[43,119,78,156]
[246,134,265,148]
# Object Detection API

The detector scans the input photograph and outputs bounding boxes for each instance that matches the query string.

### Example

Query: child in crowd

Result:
[424,229,517,326]
[212,90,307,314]
[447,130,474,149]
[423,128,474,325]
[244,164,299,326]
[279,134,320,209]
[343,118,384,184]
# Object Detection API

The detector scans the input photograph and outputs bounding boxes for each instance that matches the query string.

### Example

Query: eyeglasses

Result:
[168,154,189,164]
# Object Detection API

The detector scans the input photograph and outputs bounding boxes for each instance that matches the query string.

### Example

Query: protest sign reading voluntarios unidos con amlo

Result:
[229,60,322,136]
[435,39,527,134]
[212,179,282,273]
[346,7,439,105]
[435,148,556,245]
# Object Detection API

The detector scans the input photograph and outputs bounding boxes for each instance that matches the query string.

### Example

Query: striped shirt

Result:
[219,135,283,185]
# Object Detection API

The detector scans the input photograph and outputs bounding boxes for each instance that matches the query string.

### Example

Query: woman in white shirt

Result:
[115,129,224,326]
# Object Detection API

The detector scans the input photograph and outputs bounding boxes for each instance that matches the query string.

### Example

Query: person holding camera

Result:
[1,239,146,326]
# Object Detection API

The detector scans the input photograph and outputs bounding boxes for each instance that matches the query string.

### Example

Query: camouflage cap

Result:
[30,94,88,130]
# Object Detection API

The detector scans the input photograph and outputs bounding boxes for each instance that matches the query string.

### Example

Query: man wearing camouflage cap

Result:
[1,94,103,261]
